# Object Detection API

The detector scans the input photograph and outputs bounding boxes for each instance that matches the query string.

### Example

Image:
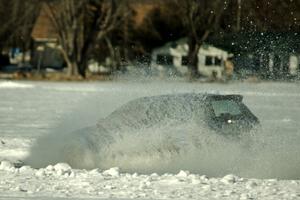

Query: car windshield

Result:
[211,100,242,117]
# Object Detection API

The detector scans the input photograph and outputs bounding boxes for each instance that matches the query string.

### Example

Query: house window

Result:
[205,56,213,66]
[156,54,173,65]
[181,56,189,66]
[215,57,222,66]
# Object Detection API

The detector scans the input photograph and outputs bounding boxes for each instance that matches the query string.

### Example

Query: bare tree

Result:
[249,0,300,31]
[0,1,41,54]
[44,0,126,77]
[172,0,225,78]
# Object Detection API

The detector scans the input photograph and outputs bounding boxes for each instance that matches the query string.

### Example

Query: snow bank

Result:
[1,163,300,199]
[0,160,14,171]
[0,81,34,89]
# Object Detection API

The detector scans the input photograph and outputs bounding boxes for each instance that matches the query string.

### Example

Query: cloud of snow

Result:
[24,84,300,180]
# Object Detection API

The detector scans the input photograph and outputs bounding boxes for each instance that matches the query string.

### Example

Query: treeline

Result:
[0,0,299,78]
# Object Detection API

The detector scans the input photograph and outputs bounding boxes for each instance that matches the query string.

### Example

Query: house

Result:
[150,38,231,78]
[210,32,300,79]
[261,53,299,79]
[30,2,162,71]
[233,50,300,79]
[30,4,64,70]
[259,34,300,79]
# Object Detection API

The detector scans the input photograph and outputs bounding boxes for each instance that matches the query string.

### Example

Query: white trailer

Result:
[151,38,230,78]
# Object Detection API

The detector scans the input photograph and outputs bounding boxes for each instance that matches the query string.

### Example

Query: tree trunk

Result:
[187,36,201,79]
[59,47,79,77]
[66,60,79,77]
[105,37,118,71]
[78,57,87,78]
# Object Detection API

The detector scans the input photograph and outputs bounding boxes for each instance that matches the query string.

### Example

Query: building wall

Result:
[151,40,229,78]
[31,42,64,69]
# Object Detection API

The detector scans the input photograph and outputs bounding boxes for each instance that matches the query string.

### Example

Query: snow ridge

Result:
[1,160,300,200]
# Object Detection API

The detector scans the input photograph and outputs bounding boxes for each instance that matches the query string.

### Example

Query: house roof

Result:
[130,3,158,26]
[31,4,58,41]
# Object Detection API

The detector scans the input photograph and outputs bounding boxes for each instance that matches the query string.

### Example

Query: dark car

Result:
[0,64,33,73]
[25,93,258,169]
[0,64,19,73]
[98,93,259,136]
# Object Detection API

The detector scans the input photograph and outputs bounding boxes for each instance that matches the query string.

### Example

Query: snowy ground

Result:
[1,80,300,199]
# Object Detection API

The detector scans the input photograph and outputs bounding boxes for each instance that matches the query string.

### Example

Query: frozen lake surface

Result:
[1,80,300,199]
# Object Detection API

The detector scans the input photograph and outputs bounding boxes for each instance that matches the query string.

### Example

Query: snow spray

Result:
[25,90,300,180]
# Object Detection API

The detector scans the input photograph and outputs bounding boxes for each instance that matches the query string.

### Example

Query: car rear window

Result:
[211,100,242,117]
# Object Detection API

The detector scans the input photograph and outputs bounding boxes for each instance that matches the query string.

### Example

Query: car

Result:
[98,93,260,136]
[0,64,33,73]
[0,64,19,73]
[24,93,259,169]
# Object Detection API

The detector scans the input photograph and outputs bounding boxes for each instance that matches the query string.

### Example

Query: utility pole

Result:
[236,0,242,32]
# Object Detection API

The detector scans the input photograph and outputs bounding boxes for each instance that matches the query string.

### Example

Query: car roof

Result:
[204,94,243,102]
[141,93,243,102]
